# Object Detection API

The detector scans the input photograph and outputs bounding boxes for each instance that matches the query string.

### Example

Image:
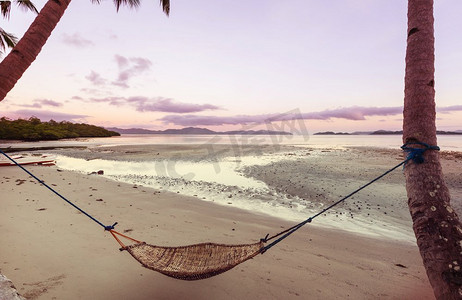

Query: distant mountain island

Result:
[314,130,462,135]
[107,126,292,135]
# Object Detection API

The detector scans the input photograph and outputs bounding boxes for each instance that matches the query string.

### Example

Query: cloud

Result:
[79,87,108,97]
[437,105,462,113]
[88,96,220,113]
[16,103,42,109]
[128,97,220,113]
[114,55,129,68]
[159,106,403,126]
[90,96,125,106]
[15,99,63,109]
[159,114,271,126]
[61,33,94,48]
[159,105,462,127]
[81,55,152,90]
[300,106,402,121]
[85,71,107,86]
[112,55,152,88]
[36,99,63,107]
[1,109,89,122]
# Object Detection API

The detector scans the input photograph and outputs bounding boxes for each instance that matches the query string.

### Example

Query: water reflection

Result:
[55,155,267,189]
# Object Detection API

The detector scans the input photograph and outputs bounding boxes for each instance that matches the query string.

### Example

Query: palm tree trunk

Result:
[0,0,72,101]
[404,0,462,298]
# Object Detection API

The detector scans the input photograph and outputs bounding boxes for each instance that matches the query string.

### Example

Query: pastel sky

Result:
[1,0,462,133]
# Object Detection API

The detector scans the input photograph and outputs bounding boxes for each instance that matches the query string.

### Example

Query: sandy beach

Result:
[2,144,461,299]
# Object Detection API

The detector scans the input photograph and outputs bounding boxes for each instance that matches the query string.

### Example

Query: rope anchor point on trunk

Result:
[401,141,440,165]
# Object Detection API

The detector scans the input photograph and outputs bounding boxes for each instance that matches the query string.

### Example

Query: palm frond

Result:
[1,1,11,19]
[16,0,39,14]
[113,0,141,12]
[0,28,18,54]
[160,0,170,16]
[91,0,169,16]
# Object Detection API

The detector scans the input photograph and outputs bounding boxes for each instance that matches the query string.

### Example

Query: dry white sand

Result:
[2,144,459,299]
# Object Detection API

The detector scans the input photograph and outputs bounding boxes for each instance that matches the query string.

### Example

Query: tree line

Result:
[0,117,120,141]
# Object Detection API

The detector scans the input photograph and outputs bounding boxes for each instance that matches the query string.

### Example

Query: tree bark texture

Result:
[0,0,72,101]
[404,0,462,299]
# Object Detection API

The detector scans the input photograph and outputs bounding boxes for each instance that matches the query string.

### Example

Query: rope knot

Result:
[260,234,270,243]
[104,222,118,231]
[401,142,440,165]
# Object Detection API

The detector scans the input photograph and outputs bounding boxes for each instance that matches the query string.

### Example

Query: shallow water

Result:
[3,133,462,150]
[55,155,269,189]
[54,149,415,243]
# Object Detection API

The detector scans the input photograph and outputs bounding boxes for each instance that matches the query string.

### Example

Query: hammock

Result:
[125,242,263,280]
[109,229,263,280]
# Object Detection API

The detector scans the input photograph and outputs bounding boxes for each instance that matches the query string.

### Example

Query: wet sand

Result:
[243,147,462,239]
[2,144,459,299]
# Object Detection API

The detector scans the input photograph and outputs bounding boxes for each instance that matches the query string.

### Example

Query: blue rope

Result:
[0,149,117,231]
[261,142,440,253]
[401,141,440,165]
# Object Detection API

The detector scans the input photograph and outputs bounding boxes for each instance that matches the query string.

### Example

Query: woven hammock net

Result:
[123,241,264,280]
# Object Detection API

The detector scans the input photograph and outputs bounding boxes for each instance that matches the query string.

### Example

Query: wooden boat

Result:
[0,154,56,167]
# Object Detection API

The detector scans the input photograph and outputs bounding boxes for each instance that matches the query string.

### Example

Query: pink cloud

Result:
[159,105,462,127]
[112,55,152,88]
[88,96,219,113]
[15,98,63,109]
[114,54,129,68]
[129,97,220,113]
[90,96,125,106]
[2,109,88,122]
[16,103,42,109]
[160,114,274,126]
[159,106,404,126]
[36,99,63,107]
[61,33,94,48]
[300,106,402,120]
[437,105,462,113]
[85,71,107,86]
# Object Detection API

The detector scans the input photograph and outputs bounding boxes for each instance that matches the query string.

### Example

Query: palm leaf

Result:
[1,1,11,19]
[112,0,141,12]
[0,28,18,54]
[160,0,170,16]
[91,0,169,16]
[16,0,39,14]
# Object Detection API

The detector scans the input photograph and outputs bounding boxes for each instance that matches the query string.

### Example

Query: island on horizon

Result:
[314,129,462,135]
[106,126,293,136]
